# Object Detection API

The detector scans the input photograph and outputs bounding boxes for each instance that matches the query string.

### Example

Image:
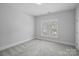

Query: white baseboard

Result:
[0,37,33,51]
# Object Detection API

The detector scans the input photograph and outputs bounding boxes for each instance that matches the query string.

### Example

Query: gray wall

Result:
[76,5,79,50]
[0,4,34,50]
[35,9,75,46]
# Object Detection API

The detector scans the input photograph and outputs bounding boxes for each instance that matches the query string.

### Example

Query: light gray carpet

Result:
[0,39,77,56]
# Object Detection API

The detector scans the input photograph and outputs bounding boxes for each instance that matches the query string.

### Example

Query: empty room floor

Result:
[0,39,77,56]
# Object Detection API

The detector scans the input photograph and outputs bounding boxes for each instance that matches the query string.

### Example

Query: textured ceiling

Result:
[4,3,78,16]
